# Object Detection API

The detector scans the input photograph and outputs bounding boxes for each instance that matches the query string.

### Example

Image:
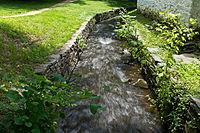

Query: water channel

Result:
[56,17,166,133]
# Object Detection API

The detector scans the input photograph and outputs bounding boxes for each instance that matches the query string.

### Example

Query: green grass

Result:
[0,0,65,16]
[132,12,168,57]
[0,0,136,85]
[174,63,200,97]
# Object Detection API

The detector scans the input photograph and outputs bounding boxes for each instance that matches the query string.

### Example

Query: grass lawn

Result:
[0,0,136,85]
[0,0,66,16]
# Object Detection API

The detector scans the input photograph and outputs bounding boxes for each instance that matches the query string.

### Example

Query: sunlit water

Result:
[56,18,166,133]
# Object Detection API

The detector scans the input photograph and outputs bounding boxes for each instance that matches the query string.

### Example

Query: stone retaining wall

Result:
[137,0,200,28]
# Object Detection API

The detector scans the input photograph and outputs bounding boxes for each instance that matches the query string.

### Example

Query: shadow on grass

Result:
[133,11,154,25]
[91,0,137,7]
[58,0,136,8]
[72,0,87,5]
[0,0,65,12]
[0,21,49,80]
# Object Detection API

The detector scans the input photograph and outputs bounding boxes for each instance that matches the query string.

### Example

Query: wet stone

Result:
[190,96,200,109]
[147,47,159,53]
[146,47,162,64]
[122,49,131,55]
[151,54,163,64]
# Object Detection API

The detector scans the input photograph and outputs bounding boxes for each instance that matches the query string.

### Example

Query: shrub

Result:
[0,70,104,133]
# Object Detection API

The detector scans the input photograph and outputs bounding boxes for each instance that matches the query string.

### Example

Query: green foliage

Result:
[0,70,103,133]
[115,9,200,132]
[152,12,198,54]
[76,35,87,49]
[102,85,110,91]
[115,9,138,41]
[115,9,151,68]
[90,103,106,115]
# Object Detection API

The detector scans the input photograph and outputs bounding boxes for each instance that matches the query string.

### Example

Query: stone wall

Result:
[137,0,200,28]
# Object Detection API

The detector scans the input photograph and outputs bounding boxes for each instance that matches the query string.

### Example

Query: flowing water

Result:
[56,18,166,133]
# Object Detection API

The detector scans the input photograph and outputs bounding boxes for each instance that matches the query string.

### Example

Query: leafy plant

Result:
[76,35,87,49]
[0,70,104,133]
[152,12,198,54]
[115,9,151,67]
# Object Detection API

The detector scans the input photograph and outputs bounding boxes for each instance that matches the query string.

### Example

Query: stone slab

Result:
[173,54,200,64]
[191,96,200,109]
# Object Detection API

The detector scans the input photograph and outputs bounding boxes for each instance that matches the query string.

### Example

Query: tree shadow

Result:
[132,11,154,25]
[0,0,65,15]
[72,0,87,5]
[0,21,49,80]
[91,0,137,7]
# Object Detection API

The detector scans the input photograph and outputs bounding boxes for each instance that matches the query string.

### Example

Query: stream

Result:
[56,17,166,133]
